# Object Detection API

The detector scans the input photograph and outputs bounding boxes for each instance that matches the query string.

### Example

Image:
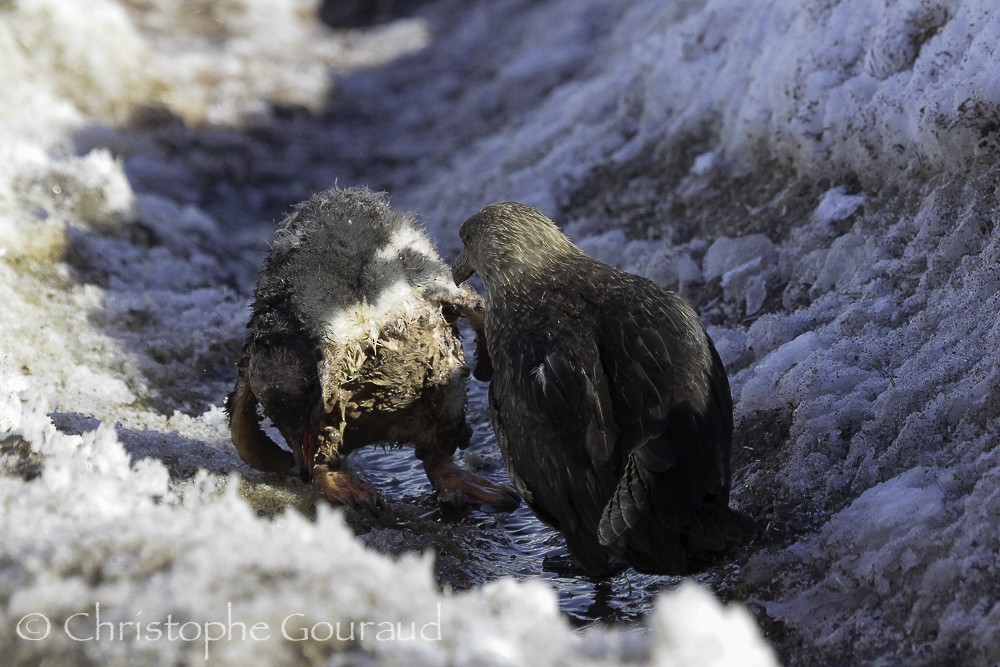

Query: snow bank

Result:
[397,0,1000,227]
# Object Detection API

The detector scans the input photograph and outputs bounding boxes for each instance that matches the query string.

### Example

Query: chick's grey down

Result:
[452,202,756,575]
[227,186,518,514]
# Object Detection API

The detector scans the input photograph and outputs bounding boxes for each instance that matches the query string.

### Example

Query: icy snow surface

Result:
[2,0,999,664]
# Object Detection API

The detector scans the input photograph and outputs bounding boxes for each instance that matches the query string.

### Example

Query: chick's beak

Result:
[452,248,475,286]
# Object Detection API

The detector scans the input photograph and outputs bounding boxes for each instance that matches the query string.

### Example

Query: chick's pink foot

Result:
[424,459,521,511]
[312,464,383,515]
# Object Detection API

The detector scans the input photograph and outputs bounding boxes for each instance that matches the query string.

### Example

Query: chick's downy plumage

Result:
[228,187,517,512]
[453,202,756,575]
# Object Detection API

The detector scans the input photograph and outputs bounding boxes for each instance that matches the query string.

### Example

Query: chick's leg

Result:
[416,380,520,511]
[310,399,382,515]
[312,464,383,514]
[422,458,521,511]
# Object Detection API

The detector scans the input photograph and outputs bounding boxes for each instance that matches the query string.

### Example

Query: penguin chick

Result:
[227,186,519,514]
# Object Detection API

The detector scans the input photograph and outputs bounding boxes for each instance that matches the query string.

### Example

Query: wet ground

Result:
[234,374,758,631]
